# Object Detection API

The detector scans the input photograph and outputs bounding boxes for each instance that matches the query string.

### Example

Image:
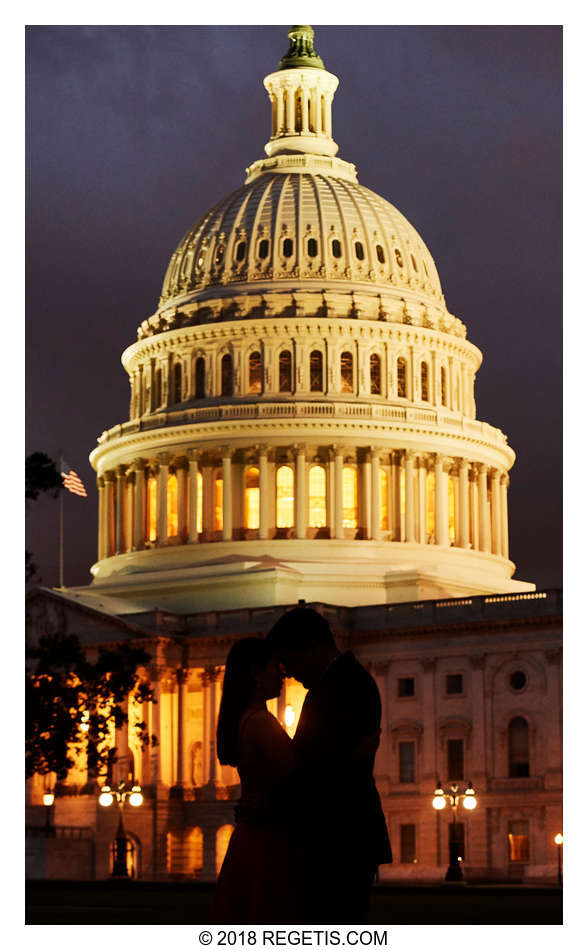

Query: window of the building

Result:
[426,470,435,538]
[446,674,463,695]
[421,362,429,401]
[400,824,416,863]
[354,241,365,260]
[398,741,415,783]
[379,467,389,530]
[508,821,530,863]
[508,717,530,777]
[235,240,246,262]
[395,248,404,268]
[511,671,527,691]
[376,244,386,264]
[194,357,205,399]
[279,350,293,393]
[248,352,262,394]
[282,237,293,258]
[258,239,270,260]
[307,237,318,258]
[214,473,223,531]
[221,354,233,397]
[370,353,382,395]
[166,827,203,876]
[173,363,182,404]
[215,243,225,266]
[340,351,354,393]
[448,476,456,544]
[441,366,447,406]
[308,465,327,528]
[331,238,342,259]
[167,473,178,537]
[276,466,294,528]
[398,677,415,698]
[196,471,203,534]
[310,350,323,392]
[244,466,260,530]
[343,466,358,529]
[397,357,407,398]
[148,475,157,543]
[447,739,464,780]
[411,253,418,272]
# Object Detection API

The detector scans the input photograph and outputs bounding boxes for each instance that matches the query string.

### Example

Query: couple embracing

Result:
[211,607,392,924]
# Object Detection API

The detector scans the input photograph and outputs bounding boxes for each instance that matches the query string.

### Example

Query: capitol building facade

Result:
[26,27,561,886]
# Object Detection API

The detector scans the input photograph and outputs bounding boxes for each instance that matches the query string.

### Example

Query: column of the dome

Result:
[417,456,427,544]
[447,355,455,410]
[222,448,233,542]
[431,351,438,407]
[435,454,449,546]
[295,446,306,539]
[405,451,416,543]
[370,449,381,541]
[458,458,470,548]
[125,472,134,552]
[501,473,510,559]
[324,91,334,137]
[258,445,269,540]
[361,451,371,540]
[301,86,309,133]
[310,86,320,133]
[478,464,490,553]
[157,453,169,544]
[391,451,402,541]
[104,472,115,557]
[276,89,284,133]
[470,467,480,550]
[334,446,344,539]
[285,84,295,133]
[132,459,146,550]
[188,450,200,543]
[115,465,126,554]
[490,469,502,555]
[176,459,188,542]
[97,476,105,560]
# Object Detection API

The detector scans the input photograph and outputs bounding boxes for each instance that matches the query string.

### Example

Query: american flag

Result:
[61,460,87,498]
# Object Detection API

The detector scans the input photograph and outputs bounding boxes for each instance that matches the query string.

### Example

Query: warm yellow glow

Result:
[216,825,234,876]
[196,471,203,533]
[167,473,178,537]
[248,352,262,394]
[99,788,114,808]
[426,471,435,538]
[448,476,456,543]
[80,710,90,733]
[432,794,446,810]
[463,794,477,810]
[43,792,55,807]
[308,465,327,527]
[284,705,295,728]
[129,786,143,808]
[343,466,357,528]
[276,465,294,527]
[148,476,157,542]
[554,833,563,846]
[245,466,260,530]
[379,467,389,530]
[214,474,223,531]
[283,679,307,737]
[167,827,203,876]
[400,468,406,517]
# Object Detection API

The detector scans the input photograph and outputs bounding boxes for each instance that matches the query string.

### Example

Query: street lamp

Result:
[98,780,143,878]
[554,833,563,886]
[432,780,477,882]
[42,790,55,836]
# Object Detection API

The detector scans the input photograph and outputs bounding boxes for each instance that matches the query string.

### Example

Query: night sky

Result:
[25,25,562,593]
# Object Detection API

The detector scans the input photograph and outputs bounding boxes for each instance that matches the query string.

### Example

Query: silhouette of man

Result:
[266,606,392,924]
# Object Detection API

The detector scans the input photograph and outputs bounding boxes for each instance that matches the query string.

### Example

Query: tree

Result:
[26,632,157,782]
[26,452,62,501]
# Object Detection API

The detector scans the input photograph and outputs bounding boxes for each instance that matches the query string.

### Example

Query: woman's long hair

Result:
[216,638,271,767]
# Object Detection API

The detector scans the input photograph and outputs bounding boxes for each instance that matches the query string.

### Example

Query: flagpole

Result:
[59,454,64,589]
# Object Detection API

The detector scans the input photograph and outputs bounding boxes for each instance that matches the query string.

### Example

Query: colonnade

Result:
[97,446,510,561]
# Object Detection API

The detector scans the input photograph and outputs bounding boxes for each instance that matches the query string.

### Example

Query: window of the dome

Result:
[235,240,246,262]
[370,353,382,395]
[258,238,270,259]
[248,352,262,394]
[276,465,295,528]
[441,366,447,407]
[331,238,342,258]
[194,357,206,399]
[245,466,260,530]
[395,248,404,268]
[420,362,430,402]
[167,473,178,537]
[380,467,389,530]
[411,253,418,272]
[279,350,293,392]
[340,351,354,393]
[154,368,162,408]
[215,244,225,266]
[307,237,318,258]
[397,357,407,398]
[376,244,386,264]
[354,241,365,260]
[221,354,233,396]
[308,465,327,528]
[173,363,182,404]
[282,237,293,258]
[214,472,223,531]
[196,471,203,534]
[310,350,323,392]
[343,466,358,529]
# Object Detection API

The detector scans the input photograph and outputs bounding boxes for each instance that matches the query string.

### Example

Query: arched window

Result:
[148,475,157,542]
[310,350,323,392]
[308,465,327,528]
[244,466,260,530]
[215,243,225,266]
[370,353,382,395]
[248,352,262,394]
[282,237,293,258]
[110,833,138,879]
[379,467,389,530]
[397,357,407,398]
[167,473,178,538]
[376,244,386,264]
[258,239,269,259]
[441,366,447,407]
[196,471,203,534]
[235,240,246,262]
[276,466,294,528]
[279,351,293,393]
[216,825,234,876]
[395,248,404,268]
[307,237,318,258]
[340,351,354,393]
[343,467,358,529]
[354,241,365,260]
[194,357,205,399]
[421,362,429,402]
[508,717,530,777]
[426,470,435,539]
[214,472,223,532]
[331,238,342,258]
[221,354,233,397]
[173,363,182,404]
[153,368,161,409]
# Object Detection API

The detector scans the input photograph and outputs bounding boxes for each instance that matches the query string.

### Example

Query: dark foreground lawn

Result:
[26,880,562,926]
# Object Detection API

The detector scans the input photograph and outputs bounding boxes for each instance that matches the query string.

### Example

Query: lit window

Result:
[441,366,447,406]
[148,476,157,542]
[235,240,246,262]
[376,244,386,264]
[342,466,357,529]
[196,471,203,534]
[244,467,260,530]
[173,363,182,404]
[448,476,456,543]
[307,237,318,258]
[340,351,354,393]
[248,352,262,394]
[426,471,435,538]
[395,248,404,268]
[279,351,292,393]
[331,239,342,258]
[421,362,429,401]
[276,466,294,528]
[214,473,223,531]
[258,239,269,259]
[221,354,233,397]
[379,467,389,530]
[397,357,407,398]
[167,473,178,537]
[282,237,293,258]
[508,821,530,863]
[310,350,323,392]
[308,465,327,528]
[354,241,365,260]
[370,353,382,395]
[194,357,205,399]
[508,717,530,777]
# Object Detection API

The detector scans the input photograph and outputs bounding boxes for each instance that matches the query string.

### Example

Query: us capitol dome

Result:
[87,26,534,612]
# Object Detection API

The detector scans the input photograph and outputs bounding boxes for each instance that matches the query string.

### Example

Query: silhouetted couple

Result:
[211,607,392,924]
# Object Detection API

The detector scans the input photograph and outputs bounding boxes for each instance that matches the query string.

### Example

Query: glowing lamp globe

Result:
[432,791,446,810]
[463,792,477,810]
[98,787,114,807]
[554,833,563,845]
[129,786,143,807]
[42,792,54,807]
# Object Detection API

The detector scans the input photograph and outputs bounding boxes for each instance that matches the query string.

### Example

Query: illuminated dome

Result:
[85,25,534,612]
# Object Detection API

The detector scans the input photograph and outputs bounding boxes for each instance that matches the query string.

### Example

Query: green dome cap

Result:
[279,25,325,70]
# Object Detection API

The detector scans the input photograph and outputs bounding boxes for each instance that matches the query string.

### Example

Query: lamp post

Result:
[554,833,563,886]
[432,780,477,882]
[42,790,55,837]
[98,780,143,878]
